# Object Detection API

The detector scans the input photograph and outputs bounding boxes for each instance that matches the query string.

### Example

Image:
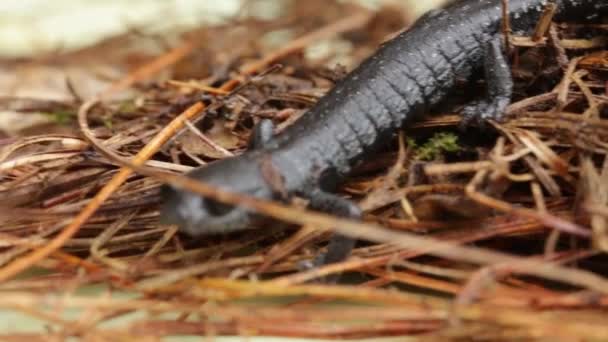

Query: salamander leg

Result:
[248,119,275,149]
[299,190,360,281]
[460,36,513,128]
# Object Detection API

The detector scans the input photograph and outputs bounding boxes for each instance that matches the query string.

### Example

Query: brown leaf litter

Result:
[0,0,607,340]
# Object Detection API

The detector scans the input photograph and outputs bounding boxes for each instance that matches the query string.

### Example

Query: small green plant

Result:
[102,115,114,129]
[117,100,138,114]
[413,132,460,161]
[46,110,75,125]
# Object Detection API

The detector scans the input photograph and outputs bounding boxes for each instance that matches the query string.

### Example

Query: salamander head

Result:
[159,154,275,235]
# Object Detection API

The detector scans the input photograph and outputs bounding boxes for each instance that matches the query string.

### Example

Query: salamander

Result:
[160,0,607,268]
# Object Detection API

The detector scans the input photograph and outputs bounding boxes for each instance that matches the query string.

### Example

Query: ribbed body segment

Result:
[161,0,605,238]
[269,0,604,192]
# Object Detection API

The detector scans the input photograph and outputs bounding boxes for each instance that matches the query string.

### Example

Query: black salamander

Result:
[161,0,607,268]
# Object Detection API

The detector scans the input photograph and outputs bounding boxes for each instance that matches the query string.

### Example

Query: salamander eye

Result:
[204,198,234,216]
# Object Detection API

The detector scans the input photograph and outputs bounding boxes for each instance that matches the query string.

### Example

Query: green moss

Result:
[117,100,138,114]
[102,115,114,129]
[413,132,460,161]
[45,110,75,125]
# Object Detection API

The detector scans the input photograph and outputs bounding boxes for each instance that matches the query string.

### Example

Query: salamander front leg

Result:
[305,190,360,271]
[460,36,513,128]
[248,119,275,149]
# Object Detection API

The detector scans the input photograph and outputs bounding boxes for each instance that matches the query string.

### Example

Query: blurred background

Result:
[0,0,445,136]
[0,0,445,58]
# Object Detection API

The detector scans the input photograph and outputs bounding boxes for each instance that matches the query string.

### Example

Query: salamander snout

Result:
[159,154,274,235]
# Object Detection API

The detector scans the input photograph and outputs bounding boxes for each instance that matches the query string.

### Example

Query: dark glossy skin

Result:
[161,0,606,263]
